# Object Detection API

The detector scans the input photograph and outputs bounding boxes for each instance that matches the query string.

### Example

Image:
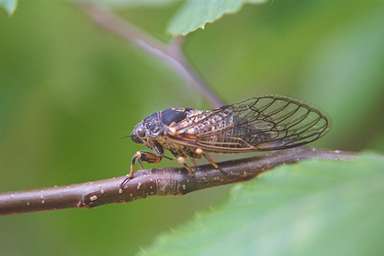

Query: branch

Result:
[0,148,354,215]
[78,3,224,108]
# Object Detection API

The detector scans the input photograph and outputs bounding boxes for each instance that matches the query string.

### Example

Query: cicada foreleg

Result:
[121,151,162,189]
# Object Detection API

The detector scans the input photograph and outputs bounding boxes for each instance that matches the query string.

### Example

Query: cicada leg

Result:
[176,155,194,175]
[190,158,198,168]
[120,151,162,189]
[194,148,227,175]
[203,153,219,169]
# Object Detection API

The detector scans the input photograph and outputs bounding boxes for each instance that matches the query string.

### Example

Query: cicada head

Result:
[131,112,165,145]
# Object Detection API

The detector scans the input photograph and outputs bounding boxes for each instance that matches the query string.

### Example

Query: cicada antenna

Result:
[120,135,132,140]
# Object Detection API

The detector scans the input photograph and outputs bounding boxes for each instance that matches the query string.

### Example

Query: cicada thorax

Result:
[177,108,234,136]
[158,108,238,157]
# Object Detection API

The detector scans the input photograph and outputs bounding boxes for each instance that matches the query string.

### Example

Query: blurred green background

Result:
[1,0,384,255]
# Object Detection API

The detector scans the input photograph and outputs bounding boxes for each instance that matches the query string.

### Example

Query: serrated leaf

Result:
[168,0,267,36]
[140,153,384,256]
[0,0,17,15]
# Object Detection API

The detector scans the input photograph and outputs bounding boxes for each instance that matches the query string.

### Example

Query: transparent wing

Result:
[176,96,329,153]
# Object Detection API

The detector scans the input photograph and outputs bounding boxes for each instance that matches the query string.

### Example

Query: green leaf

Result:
[140,153,384,256]
[0,0,17,15]
[86,0,179,8]
[168,0,267,36]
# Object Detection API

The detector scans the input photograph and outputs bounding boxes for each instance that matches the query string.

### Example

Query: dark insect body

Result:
[121,96,328,187]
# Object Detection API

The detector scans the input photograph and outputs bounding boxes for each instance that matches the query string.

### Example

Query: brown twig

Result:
[78,3,224,108]
[0,148,354,215]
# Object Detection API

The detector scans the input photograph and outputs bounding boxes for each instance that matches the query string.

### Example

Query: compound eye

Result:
[130,123,146,143]
[136,126,146,138]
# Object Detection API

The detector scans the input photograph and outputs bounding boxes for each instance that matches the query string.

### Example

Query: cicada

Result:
[122,96,328,186]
